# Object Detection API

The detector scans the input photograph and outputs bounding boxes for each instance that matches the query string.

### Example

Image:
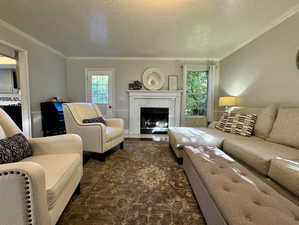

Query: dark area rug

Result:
[57,139,206,225]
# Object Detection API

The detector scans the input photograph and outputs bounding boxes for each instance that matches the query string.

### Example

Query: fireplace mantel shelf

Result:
[128,90,183,93]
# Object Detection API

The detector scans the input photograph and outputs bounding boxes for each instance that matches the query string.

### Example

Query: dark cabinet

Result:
[40,102,66,136]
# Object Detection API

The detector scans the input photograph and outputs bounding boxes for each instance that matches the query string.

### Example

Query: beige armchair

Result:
[63,103,124,160]
[0,108,83,225]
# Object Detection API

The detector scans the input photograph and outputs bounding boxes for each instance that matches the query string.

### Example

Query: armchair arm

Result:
[0,162,50,225]
[105,118,124,130]
[29,134,83,156]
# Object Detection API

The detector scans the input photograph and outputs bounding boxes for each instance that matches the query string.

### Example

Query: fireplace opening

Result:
[140,107,169,134]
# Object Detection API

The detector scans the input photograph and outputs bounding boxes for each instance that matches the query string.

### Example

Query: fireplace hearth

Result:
[140,107,169,134]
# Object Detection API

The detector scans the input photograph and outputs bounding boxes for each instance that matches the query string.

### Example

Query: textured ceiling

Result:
[0,0,298,58]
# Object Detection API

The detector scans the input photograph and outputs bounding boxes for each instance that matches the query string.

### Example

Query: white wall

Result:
[67,58,212,128]
[0,22,67,137]
[220,12,299,106]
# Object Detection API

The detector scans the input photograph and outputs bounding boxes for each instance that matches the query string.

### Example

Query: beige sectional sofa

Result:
[169,104,299,224]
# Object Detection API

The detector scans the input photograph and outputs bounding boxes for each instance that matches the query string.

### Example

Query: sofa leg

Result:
[74,184,80,195]
[96,153,106,162]
[120,142,124,149]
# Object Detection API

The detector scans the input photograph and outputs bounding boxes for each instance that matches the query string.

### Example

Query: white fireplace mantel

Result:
[128,90,182,135]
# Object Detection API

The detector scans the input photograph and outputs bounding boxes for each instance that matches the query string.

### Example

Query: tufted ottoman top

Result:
[184,145,299,225]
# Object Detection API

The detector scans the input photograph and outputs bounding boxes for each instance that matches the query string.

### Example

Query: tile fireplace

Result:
[128,90,182,135]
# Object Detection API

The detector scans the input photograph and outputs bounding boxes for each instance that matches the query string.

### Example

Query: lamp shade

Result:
[219,96,238,107]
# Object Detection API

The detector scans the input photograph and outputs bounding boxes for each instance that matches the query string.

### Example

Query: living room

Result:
[0,1,299,225]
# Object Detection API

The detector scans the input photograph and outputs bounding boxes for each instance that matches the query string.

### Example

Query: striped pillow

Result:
[223,113,257,137]
[215,112,232,131]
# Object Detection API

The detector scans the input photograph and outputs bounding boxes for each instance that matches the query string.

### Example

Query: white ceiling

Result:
[0,0,298,58]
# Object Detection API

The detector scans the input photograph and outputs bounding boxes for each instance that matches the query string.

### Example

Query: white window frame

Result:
[182,64,212,120]
[85,68,115,116]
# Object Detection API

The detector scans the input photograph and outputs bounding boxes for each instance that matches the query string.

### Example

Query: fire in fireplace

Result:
[140,107,169,134]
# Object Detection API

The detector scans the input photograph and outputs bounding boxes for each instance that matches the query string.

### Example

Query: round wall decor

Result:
[297,50,299,70]
[142,68,165,90]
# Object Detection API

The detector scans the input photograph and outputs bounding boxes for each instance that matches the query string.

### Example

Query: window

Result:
[185,70,209,116]
[91,75,109,104]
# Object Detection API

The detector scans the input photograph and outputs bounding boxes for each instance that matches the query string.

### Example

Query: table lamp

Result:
[219,96,238,112]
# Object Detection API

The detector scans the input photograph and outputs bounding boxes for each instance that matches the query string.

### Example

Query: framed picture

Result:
[168,75,178,90]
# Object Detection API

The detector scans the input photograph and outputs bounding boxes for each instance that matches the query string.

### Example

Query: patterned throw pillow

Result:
[0,133,32,164]
[215,112,233,131]
[82,117,106,125]
[223,113,257,137]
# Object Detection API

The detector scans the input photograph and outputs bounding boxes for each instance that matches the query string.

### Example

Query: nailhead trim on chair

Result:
[0,170,34,225]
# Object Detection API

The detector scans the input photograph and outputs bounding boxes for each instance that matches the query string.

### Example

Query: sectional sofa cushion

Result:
[223,137,299,175]
[184,146,299,225]
[268,158,299,197]
[232,104,277,139]
[169,127,228,150]
[268,108,299,149]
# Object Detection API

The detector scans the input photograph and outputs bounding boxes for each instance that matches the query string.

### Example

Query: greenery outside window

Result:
[185,70,209,116]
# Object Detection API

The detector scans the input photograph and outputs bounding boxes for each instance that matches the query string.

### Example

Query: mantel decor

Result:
[168,75,178,90]
[142,68,165,90]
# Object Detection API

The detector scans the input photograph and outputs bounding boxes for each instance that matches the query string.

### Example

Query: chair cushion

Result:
[22,153,81,210]
[232,104,277,139]
[223,137,299,175]
[268,108,299,149]
[269,158,299,197]
[184,146,299,225]
[0,133,32,164]
[105,127,123,142]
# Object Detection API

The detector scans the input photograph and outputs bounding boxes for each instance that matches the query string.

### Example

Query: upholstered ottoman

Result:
[183,146,299,225]
[168,127,226,163]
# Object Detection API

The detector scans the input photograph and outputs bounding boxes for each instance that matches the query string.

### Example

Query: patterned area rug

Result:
[57,140,206,225]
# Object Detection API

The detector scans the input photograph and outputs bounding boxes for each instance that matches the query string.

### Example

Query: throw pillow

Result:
[82,117,106,125]
[223,113,257,137]
[215,112,231,131]
[231,104,277,139]
[0,133,32,164]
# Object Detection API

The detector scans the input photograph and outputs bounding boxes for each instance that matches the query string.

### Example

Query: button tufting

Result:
[261,190,269,195]
[253,200,261,206]
[223,186,231,192]
[232,179,239,183]
[244,214,252,222]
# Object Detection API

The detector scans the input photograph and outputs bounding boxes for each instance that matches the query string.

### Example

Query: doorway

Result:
[85,68,114,117]
[0,41,31,137]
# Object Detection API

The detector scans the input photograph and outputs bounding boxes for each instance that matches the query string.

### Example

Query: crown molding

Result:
[68,56,220,61]
[0,19,66,58]
[220,3,299,61]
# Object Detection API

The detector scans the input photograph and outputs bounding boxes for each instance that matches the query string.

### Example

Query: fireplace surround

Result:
[128,90,182,135]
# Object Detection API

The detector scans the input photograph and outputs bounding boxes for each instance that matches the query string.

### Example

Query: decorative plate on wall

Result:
[142,68,165,90]
[297,50,299,70]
